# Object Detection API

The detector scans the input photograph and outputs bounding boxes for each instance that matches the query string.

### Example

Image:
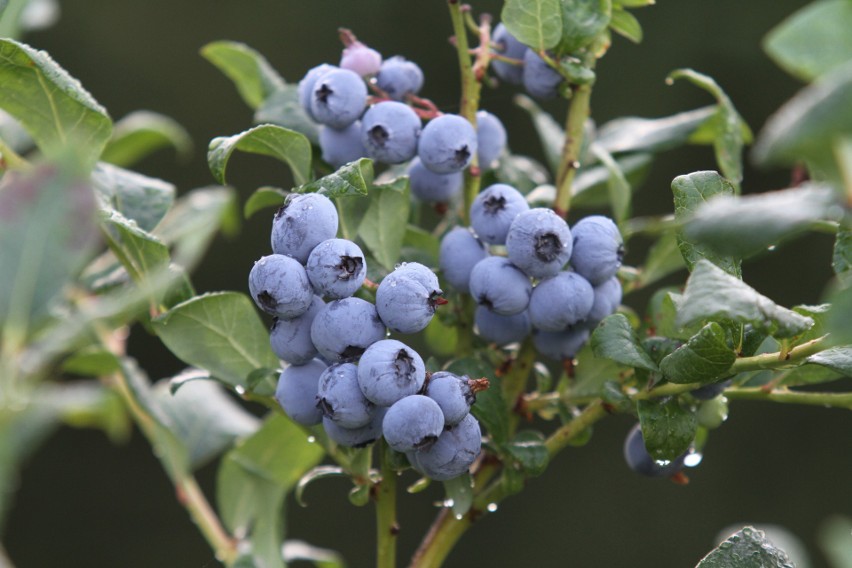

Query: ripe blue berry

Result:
[623,423,687,478]
[383,395,445,452]
[468,257,532,316]
[425,372,474,426]
[357,339,426,407]
[408,157,463,203]
[506,208,573,279]
[528,272,594,331]
[319,122,368,168]
[522,50,563,100]
[361,101,422,164]
[271,192,339,264]
[586,276,622,325]
[532,326,590,361]
[418,114,478,174]
[248,254,314,319]
[375,56,424,100]
[409,413,482,481]
[298,64,337,121]
[310,68,368,129]
[570,215,624,286]
[476,110,507,169]
[310,297,386,362]
[306,238,366,300]
[394,262,440,292]
[323,407,387,448]
[474,306,531,347]
[317,362,374,428]
[439,227,489,293]
[491,24,527,85]
[375,270,444,334]
[275,359,326,426]
[340,42,382,77]
[470,183,529,245]
[270,295,324,365]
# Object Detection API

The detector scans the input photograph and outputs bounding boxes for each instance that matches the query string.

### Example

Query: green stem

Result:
[503,338,537,432]
[408,508,471,568]
[553,77,594,218]
[376,442,398,568]
[729,335,828,373]
[544,400,608,456]
[724,388,852,409]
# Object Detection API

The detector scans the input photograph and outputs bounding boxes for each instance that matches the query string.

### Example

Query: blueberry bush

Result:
[1,0,851,567]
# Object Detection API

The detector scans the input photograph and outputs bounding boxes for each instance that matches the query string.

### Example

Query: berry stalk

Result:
[376,441,399,568]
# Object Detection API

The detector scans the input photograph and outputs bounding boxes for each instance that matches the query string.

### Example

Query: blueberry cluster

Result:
[491,24,566,100]
[250,191,482,481]
[439,183,624,360]
[299,37,507,203]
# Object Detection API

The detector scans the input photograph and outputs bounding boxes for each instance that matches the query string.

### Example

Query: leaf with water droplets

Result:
[695,526,796,568]
[637,397,697,462]
[659,322,736,384]
[443,473,474,518]
[591,314,659,372]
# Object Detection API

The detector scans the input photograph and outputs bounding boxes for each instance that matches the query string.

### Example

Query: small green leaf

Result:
[514,95,564,172]
[596,106,716,155]
[254,85,319,144]
[508,430,549,476]
[358,176,410,270]
[591,314,658,371]
[672,171,741,277]
[590,143,631,222]
[244,186,287,219]
[200,41,286,110]
[806,345,852,377]
[637,397,697,461]
[764,0,852,82]
[668,69,751,187]
[101,111,192,168]
[659,323,736,384]
[100,209,170,284]
[609,7,642,43]
[572,153,652,207]
[501,0,562,51]
[297,158,373,199]
[684,183,839,259]
[0,39,112,168]
[424,314,458,357]
[208,124,311,186]
[696,526,795,568]
[442,473,474,518]
[152,292,280,389]
[571,344,628,398]
[557,0,611,54]
[61,347,121,376]
[92,162,176,232]
[677,260,813,338]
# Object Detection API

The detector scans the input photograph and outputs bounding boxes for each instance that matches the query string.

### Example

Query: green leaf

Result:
[424,313,458,357]
[677,260,813,338]
[496,153,551,194]
[358,176,410,270]
[672,171,741,276]
[591,314,658,371]
[668,69,751,187]
[208,124,311,186]
[508,430,549,476]
[501,0,562,51]
[401,224,440,268]
[609,7,642,43]
[806,345,852,377]
[514,95,564,172]
[764,0,852,82]
[254,85,320,144]
[696,526,795,568]
[596,106,716,155]
[684,183,839,259]
[590,143,631,222]
[572,153,652,207]
[557,0,611,54]
[99,209,170,285]
[659,323,736,384]
[61,347,121,376]
[297,158,373,198]
[637,398,697,461]
[244,186,287,219]
[646,288,692,340]
[818,515,852,568]
[217,414,324,568]
[200,41,286,110]
[753,61,852,177]
[637,231,686,289]
[101,111,192,168]
[833,226,852,280]
[92,162,176,232]
[0,162,100,333]
[442,473,474,518]
[153,371,260,470]
[571,344,628,398]
[0,39,112,168]
[152,292,280,390]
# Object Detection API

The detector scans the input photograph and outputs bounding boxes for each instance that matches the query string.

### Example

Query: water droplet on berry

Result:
[487,503,498,512]
[307,436,316,443]
[684,450,703,467]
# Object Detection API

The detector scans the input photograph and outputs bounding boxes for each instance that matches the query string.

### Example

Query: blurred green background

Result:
[4,1,851,567]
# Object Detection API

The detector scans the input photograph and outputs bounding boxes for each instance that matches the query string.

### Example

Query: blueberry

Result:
[570,215,624,286]
[468,257,532,316]
[375,56,424,100]
[310,297,386,362]
[323,406,387,448]
[275,359,326,426]
[409,413,481,481]
[340,42,382,77]
[357,339,426,406]
[248,254,314,319]
[408,157,463,203]
[586,276,622,325]
[393,261,440,292]
[271,192,339,264]
[623,423,687,478]
[382,395,445,452]
[310,68,368,129]
[476,110,507,169]
[306,238,367,299]
[522,50,563,100]
[491,24,527,85]
[439,227,489,293]
[506,208,573,279]
[375,270,444,334]
[317,362,374,428]
[532,326,590,361]
[418,114,478,174]
[475,306,531,347]
[528,272,594,331]
[319,122,368,169]
[270,295,324,365]
[360,101,422,164]
[425,373,474,426]
[691,379,732,401]
[470,183,529,245]
[298,63,337,121]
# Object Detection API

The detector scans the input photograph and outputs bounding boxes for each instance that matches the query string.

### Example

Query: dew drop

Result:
[307,435,316,443]
[684,450,703,467]
[455,514,464,520]
[767,245,777,251]
[654,459,672,467]
[443,498,455,508]
[235,385,246,395]
[487,503,498,512]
